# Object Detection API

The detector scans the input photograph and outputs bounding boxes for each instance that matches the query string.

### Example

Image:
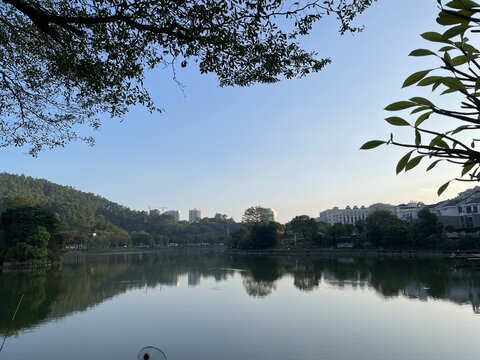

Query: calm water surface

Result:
[0,250,479,360]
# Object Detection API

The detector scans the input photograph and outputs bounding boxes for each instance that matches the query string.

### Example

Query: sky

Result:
[0,0,475,223]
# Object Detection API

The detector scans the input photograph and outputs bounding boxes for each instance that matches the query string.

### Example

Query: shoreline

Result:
[3,247,478,270]
[226,248,470,258]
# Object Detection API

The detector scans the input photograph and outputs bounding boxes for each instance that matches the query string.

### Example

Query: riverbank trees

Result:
[227,206,282,250]
[227,222,281,250]
[0,198,65,265]
[3,173,480,254]
[277,209,480,251]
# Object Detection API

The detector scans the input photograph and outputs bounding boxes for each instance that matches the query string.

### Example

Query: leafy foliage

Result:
[289,215,318,242]
[412,208,444,248]
[0,0,375,155]
[0,201,65,264]
[5,226,50,264]
[241,206,273,224]
[361,0,480,194]
[366,210,411,249]
[0,173,240,249]
[227,219,281,250]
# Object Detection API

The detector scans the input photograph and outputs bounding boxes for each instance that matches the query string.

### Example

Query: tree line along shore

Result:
[2,173,480,266]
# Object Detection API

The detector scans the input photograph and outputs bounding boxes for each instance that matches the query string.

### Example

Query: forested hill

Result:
[0,173,239,247]
[0,172,123,229]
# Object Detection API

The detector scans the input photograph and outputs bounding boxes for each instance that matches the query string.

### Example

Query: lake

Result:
[0,250,479,360]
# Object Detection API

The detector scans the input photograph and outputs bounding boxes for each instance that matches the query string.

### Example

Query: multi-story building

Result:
[318,205,370,225]
[165,210,181,222]
[318,203,394,225]
[189,208,202,224]
[395,201,425,223]
[318,187,480,230]
[265,208,277,222]
[433,195,480,229]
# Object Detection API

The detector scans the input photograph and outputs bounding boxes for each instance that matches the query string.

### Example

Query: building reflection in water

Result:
[2,251,480,338]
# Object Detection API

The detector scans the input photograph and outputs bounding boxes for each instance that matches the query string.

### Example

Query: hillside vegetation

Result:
[0,173,239,250]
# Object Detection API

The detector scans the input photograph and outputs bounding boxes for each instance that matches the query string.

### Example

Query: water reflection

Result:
[232,254,480,314]
[1,250,479,338]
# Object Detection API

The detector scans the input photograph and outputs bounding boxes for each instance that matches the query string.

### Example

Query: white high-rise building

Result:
[189,208,201,223]
[165,210,181,222]
[265,208,277,222]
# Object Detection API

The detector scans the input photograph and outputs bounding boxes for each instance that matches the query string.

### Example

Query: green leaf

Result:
[463,43,480,53]
[462,161,476,176]
[437,10,468,25]
[475,77,480,91]
[437,181,451,196]
[385,101,416,111]
[443,24,470,39]
[385,117,410,126]
[410,106,430,114]
[418,76,443,86]
[396,150,414,174]
[444,51,452,63]
[403,70,431,88]
[405,156,423,171]
[451,125,469,134]
[409,49,437,57]
[438,46,456,52]
[415,129,421,146]
[432,81,442,91]
[360,140,386,150]
[421,32,447,43]
[410,97,434,106]
[451,55,470,65]
[441,87,457,95]
[427,160,441,171]
[430,136,450,148]
[457,9,476,20]
[415,111,433,127]
[442,77,466,91]
[445,0,480,9]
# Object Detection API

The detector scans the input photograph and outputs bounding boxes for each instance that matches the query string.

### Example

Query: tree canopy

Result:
[365,210,410,249]
[361,0,480,195]
[242,205,273,224]
[0,200,65,264]
[288,215,318,242]
[0,0,375,155]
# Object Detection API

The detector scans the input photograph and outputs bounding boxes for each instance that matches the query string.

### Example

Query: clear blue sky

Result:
[0,0,472,223]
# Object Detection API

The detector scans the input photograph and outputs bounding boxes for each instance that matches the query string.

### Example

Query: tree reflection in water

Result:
[1,250,479,338]
[228,255,480,313]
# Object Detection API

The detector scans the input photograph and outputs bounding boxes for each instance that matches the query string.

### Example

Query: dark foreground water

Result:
[1,250,479,360]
